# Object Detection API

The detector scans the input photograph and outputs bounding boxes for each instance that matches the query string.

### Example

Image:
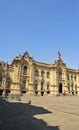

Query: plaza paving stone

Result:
[0,95,79,130]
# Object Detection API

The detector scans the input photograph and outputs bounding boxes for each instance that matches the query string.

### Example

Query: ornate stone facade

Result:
[0,51,79,96]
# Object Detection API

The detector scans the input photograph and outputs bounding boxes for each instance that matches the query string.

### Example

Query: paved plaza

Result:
[0,95,79,130]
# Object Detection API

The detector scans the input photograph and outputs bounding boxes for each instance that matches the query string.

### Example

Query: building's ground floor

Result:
[0,82,79,98]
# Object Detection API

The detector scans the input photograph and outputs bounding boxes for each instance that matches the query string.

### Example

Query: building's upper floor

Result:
[0,51,79,85]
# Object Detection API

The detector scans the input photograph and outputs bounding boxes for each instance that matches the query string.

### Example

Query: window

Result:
[41,82,44,90]
[41,70,45,77]
[67,74,69,80]
[0,77,2,86]
[71,75,73,80]
[59,71,62,79]
[23,66,27,75]
[68,83,70,92]
[21,79,26,93]
[35,83,38,90]
[75,85,77,90]
[47,84,50,90]
[71,82,73,91]
[74,76,76,81]
[47,83,50,94]
[21,80,26,89]
[35,70,39,76]
[6,77,11,88]
[47,72,50,78]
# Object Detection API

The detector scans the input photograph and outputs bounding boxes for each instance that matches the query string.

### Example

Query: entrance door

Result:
[59,83,62,93]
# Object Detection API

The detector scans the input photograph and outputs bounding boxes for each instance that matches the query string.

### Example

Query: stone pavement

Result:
[0,95,79,130]
[30,95,79,130]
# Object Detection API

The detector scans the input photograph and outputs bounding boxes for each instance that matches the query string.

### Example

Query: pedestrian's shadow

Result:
[0,98,60,130]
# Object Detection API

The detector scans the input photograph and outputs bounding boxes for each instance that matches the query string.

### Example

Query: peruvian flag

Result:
[58,51,61,59]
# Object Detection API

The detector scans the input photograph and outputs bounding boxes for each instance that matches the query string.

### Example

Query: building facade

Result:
[0,51,79,96]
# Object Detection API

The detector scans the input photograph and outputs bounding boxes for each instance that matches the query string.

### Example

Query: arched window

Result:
[47,72,50,78]
[23,66,27,75]
[35,70,39,76]
[41,70,45,77]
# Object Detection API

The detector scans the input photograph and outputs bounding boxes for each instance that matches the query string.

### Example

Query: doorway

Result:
[59,83,62,93]
[41,91,44,96]
[0,89,3,96]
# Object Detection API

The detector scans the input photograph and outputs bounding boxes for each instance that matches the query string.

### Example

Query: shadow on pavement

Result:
[0,97,60,130]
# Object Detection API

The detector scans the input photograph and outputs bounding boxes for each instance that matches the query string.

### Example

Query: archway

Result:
[59,83,62,93]
[41,91,44,96]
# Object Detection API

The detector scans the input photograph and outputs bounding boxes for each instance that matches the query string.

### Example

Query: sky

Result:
[0,0,79,69]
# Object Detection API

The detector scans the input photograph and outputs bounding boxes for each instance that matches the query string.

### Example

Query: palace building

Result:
[0,51,79,97]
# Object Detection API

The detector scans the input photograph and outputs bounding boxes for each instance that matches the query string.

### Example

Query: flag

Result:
[58,51,61,59]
